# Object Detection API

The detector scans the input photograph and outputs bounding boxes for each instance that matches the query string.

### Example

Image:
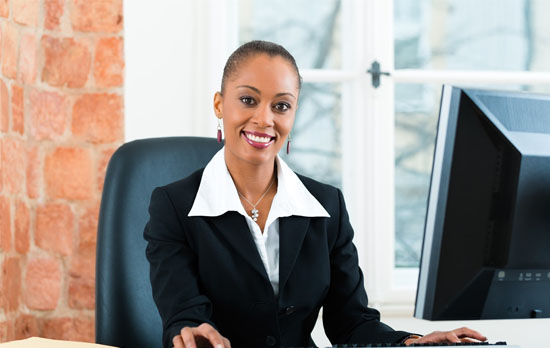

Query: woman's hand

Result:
[404,327,487,345]
[172,323,231,348]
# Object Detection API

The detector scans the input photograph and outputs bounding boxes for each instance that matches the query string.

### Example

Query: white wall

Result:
[124,0,237,142]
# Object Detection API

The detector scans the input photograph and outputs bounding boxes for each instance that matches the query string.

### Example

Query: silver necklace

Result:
[237,178,275,222]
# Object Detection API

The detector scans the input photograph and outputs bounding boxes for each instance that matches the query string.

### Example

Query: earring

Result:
[286,133,291,154]
[217,118,222,143]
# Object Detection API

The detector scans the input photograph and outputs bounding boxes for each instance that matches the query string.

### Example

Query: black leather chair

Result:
[96,137,222,348]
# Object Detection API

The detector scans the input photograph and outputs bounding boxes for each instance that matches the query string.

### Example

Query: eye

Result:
[274,102,291,112]
[240,96,256,106]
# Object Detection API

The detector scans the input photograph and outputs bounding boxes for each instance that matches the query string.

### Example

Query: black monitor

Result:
[414,85,550,320]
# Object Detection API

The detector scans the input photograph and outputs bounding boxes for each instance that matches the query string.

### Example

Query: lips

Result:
[241,131,275,149]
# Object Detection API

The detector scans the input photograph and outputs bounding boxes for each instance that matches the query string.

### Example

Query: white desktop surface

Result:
[312,316,549,348]
[0,338,115,347]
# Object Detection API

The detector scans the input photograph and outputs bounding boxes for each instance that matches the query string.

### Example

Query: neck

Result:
[224,148,277,201]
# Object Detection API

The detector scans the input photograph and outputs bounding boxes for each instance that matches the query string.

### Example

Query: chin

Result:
[240,144,280,165]
[244,150,278,165]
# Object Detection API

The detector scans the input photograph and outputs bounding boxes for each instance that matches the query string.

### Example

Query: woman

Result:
[144,40,486,348]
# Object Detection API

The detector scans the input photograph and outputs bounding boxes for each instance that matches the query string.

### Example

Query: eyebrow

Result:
[236,85,296,100]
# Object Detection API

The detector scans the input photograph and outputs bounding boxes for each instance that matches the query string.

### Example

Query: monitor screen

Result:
[414,85,550,320]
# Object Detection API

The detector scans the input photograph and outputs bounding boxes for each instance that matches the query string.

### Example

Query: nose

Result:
[252,103,275,128]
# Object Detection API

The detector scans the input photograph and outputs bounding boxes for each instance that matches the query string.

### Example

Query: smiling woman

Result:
[213,48,300,231]
[143,40,486,348]
[216,57,296,153]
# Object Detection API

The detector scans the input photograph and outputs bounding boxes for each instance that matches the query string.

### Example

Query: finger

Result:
[454,327,487,341]
[404,336,421,346]
[222,337,232,348]
[173,335,185,348]
[445,331,461,343]
[180,327,197,348]
[195,325,225,348]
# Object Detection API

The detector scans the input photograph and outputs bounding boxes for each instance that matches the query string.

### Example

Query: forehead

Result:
[227,54,299,94]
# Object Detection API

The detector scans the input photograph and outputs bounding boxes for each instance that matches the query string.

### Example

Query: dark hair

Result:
[220,40,302,95]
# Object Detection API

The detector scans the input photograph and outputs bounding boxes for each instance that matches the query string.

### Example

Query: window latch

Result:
[367,61,391,88]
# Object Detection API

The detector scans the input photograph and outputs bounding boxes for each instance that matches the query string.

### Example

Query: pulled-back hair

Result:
[220,40,302,95]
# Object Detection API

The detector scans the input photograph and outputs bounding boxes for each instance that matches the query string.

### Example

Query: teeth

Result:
[246,133,272,143]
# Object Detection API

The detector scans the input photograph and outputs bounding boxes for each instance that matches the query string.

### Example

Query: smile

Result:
[241,131,275,149]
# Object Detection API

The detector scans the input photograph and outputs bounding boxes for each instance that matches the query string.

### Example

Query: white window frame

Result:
[353,0,550,315]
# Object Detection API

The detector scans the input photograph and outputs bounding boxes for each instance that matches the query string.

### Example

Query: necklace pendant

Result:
[251,208,259,221]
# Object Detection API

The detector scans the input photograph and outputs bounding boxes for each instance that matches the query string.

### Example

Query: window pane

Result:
[280,83,342,188]
[395,83,440,268]
[238,0,342,69]
[394,0,550,71]
[394,83,550,268]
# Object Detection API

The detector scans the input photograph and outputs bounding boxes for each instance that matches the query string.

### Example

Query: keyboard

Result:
[284,343,519,348]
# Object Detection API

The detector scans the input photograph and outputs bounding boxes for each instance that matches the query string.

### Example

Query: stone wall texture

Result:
[0,0,124,342]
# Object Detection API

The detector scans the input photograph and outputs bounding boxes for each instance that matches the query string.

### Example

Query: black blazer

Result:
[144,169,411,348]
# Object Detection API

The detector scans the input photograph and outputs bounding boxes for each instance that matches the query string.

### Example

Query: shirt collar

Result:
[188,147,330,218]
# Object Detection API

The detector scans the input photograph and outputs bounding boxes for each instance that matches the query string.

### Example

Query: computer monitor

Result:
[414,85,550,320]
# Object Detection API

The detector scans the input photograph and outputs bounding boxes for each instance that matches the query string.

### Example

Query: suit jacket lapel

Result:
[209,212,269,281]
[278,215,311,294]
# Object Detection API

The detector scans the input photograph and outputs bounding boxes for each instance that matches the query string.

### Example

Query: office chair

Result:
[96,137,222,348]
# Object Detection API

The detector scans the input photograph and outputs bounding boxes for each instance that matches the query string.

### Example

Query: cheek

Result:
[280,115,295,134]
[221,106,245,132]
[222,119,240,138]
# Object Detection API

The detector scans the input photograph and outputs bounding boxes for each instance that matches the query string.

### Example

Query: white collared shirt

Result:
[188,148,330,296]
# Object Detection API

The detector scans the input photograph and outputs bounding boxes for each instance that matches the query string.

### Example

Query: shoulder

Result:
[295,173,343,214]
[162,167,205,192]
[295,173,339,196]
[152,168,205,213]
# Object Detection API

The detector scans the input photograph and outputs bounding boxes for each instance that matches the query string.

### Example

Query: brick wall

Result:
[0,0,124,342]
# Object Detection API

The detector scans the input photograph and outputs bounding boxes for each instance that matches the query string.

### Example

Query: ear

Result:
[213,91,223,119]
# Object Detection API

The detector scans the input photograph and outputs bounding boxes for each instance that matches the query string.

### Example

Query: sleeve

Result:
[322,188,412,344]
[143,187,216,348]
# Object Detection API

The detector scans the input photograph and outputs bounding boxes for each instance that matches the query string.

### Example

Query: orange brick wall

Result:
[0,0,124,342]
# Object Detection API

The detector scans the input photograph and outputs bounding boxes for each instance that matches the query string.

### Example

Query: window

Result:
[393,0,550,277]
[125,0,550,314]
[236,0,550,310]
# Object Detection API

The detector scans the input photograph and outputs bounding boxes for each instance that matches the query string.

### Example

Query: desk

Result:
[0,338,115,347]
[311,317,550,348]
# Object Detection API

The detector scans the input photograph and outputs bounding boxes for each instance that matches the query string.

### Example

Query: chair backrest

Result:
[96,137,222,348]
